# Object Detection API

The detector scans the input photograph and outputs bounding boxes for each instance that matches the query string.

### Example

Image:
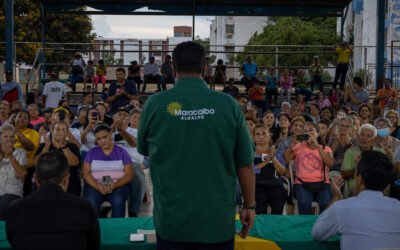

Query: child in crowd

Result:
[11,101,22,110]
[95,59,107,91]
[85,85,93,94]
[329,88,338,109]
[279,69,293,104]
[84,60,95,90]
[295,94,306,112]
[313,91,331,110]
[78,92,94,111]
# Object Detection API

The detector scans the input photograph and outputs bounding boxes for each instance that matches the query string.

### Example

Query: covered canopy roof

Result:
[39,0,352,16]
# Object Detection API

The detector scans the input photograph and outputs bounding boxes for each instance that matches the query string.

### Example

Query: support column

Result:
[376,0,386,91]
[5,0,14,74]
[40,4,46,84]
[192,0,196,41]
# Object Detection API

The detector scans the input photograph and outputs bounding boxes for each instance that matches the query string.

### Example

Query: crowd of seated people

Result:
[234,74,400,217]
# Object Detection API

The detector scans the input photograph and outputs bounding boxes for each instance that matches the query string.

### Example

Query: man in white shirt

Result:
[41,73,70,109]
[142,56,161,94]
[312,150,400,250]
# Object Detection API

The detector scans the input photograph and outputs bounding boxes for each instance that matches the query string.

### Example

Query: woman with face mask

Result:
[374,118,400,160]
[341,124,386,198]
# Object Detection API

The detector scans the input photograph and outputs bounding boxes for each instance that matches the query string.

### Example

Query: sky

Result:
[90,15,213,39]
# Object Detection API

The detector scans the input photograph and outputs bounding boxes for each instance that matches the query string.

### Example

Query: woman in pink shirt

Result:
[279,69,293,104]
[285,122,334,215]
[27,104,45,127]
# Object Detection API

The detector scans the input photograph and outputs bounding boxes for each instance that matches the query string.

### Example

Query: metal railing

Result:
[6,42,396,94]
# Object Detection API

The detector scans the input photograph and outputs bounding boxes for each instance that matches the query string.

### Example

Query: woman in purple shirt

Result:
[82,123,133,218]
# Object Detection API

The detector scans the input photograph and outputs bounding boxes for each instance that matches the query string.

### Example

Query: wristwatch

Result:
[242,202,257,210]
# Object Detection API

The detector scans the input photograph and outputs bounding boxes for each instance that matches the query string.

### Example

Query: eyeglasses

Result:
[376,124,388,129]
[340,124,352,128]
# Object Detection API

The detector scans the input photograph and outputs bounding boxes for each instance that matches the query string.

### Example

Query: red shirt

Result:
[248,86,264,101]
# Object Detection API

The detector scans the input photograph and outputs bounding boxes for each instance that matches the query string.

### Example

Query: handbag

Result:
[296,146,326,193]
[254,156,283,188]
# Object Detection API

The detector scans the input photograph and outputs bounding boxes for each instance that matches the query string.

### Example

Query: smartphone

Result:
[337,111,346,120]
[296,134,309,142]
[59,110,66,121]
[91,111,98,120]
[246,101,253,111]
[102,176,111,186]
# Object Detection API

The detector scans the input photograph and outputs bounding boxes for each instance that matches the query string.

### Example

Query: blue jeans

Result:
[69,73,84,92]
[161,74,175,91]
[294,183,332,215]
[83,183,130,218]
[156,235,234,250]
[128,163,146,214]
[295,88,313,102]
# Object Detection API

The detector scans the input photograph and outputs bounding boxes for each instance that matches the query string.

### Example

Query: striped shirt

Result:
[84,145,132,183]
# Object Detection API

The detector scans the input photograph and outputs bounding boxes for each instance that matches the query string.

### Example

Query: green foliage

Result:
[103,51,123,65]
[0,0,96,70]
[234,17,340,73]
[354,69,372,87]
[322,71,333,82]
[195,36,216,63]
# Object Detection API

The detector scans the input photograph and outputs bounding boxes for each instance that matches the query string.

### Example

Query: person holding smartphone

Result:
[80,108,101,161]
[35,121,81,195]
[285,122,334,214]
[83,123,133,218]
[253,124,287,214]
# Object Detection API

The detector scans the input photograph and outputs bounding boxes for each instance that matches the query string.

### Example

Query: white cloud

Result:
[91,15,213,39]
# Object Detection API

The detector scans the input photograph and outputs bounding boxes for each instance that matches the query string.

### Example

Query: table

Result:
[0,215,339,250]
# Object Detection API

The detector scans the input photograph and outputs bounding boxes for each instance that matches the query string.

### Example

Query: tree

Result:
[103,51,123,65]
[0,0,96,70]
[195,36,216,63]
[233,17,340,72]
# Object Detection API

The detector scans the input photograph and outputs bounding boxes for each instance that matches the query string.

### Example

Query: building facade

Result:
[209,16,270,64]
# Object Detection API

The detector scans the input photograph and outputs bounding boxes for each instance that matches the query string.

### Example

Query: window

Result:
[225,25,234,34]
[226,34,233,39]
[224,46,235,53]
[227,16,233,20]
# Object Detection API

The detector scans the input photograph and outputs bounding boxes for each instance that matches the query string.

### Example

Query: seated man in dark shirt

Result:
[5,150,100,250]
[106,67,138,113]
[223,78,239,98]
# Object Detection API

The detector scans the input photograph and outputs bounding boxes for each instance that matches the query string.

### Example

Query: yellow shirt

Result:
[336,48,351,63]
[96,65,107,76]
[14,128,40,168]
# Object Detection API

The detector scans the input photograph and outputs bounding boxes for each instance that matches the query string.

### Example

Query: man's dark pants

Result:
[333,63,348,90]
[0,194,20,220]
[157,235,234,250]
[143,74,161,93]
[241,77,258,92]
